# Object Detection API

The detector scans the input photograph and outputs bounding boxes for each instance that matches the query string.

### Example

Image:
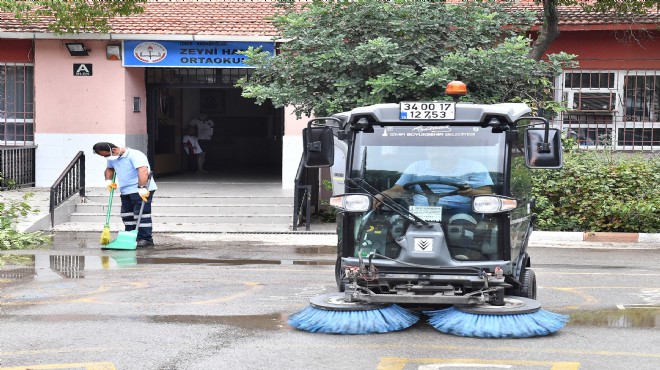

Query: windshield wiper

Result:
[347,178,433,228]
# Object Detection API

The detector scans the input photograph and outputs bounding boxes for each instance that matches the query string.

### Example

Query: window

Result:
[564,72,615,89]
[146,68,253,86]
[0,63,34,144]
[624,74,659,121]
[559,70,660,150]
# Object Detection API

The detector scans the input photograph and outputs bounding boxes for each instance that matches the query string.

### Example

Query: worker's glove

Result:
[138,187,150,202]
[105,179,117,192]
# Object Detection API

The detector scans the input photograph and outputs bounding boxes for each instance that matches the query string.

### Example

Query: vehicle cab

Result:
[302,83,562,306]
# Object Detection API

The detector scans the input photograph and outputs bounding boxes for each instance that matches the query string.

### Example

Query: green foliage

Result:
[314,179,338,223]
[0,0,146,34]
[238,0,576,118]
[532,149,660,232]
[0,192,51,250]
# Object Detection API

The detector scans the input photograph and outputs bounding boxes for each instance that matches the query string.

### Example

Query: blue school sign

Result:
[122,40,275,68]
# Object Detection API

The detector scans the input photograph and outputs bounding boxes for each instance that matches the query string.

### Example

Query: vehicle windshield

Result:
[350,125,506,262]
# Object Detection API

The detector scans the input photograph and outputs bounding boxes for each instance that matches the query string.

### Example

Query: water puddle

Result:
[0,252,332,282]
[1,313,289,331]
[147,313,288,330]
[568,306,660,328]
[295,246,336,255]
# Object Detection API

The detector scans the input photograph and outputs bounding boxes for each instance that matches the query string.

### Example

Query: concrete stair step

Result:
[52,222,300,233]
[77,203,294,215]
[68,213,293,224]
[84,195,294,205]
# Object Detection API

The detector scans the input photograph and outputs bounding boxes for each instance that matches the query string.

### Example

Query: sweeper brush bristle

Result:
[289,304,419,334]
[425,307,569,338]
[100,226,111,245]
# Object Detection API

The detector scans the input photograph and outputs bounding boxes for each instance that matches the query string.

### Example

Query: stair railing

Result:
[293,156,320,231]
[49,151,85,227]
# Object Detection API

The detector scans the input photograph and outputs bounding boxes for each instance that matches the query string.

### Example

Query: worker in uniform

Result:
[93,142,157,248]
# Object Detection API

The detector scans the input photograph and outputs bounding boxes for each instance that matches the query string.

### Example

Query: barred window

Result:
[624,74,659,121]
[146,68,253,86]
[559,70,660,150]
[0,63,34,144]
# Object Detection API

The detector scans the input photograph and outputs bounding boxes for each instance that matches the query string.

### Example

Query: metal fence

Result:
[49,255,85,279]
[553,69,660,151]
[0,145,36,189]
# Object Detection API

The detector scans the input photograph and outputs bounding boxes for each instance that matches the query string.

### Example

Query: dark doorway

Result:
[146,68,283,178]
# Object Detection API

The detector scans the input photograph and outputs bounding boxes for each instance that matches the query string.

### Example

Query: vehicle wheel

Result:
[518,268,537,299]
[335,255,346,292]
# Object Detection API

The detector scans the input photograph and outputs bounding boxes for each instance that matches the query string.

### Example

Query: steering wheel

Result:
[402,180,469,206]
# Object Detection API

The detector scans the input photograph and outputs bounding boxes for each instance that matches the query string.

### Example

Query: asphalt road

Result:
[0,232,658,370]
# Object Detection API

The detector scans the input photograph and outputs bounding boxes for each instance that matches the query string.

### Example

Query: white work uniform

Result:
[190,118,214,140]
[182,135,203,154]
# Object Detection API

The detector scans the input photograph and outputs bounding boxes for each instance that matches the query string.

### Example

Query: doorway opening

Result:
[146,68,283,180]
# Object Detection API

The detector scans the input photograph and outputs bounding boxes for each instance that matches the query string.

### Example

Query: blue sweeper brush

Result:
[425,296,568,338]
[289,293,419,334]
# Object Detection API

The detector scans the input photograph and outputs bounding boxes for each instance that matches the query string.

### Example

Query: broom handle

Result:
[134,172,153,230]
[105,172,117,224]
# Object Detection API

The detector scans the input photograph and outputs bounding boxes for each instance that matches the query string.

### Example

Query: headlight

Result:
[330,194,371,212]
[472,195,517,214]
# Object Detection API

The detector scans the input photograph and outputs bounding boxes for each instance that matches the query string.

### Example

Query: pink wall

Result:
[544,30,660,69]
[124,66,147,134]
[34,40,146,134]
[284,106,312,136]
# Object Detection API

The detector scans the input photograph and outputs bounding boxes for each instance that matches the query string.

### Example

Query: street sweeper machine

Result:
[289,82,569,338]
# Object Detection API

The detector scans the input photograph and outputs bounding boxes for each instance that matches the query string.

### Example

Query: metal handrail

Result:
[49,151,85,227]
[293,156,311,231]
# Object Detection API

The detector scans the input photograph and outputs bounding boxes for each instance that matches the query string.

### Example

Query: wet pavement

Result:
[1,232,659,369]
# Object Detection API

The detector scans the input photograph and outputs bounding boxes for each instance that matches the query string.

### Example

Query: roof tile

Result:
[0,1,658,36]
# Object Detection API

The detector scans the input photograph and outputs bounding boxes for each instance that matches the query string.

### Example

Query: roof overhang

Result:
[0,32,277,42]
[530,23,660,32]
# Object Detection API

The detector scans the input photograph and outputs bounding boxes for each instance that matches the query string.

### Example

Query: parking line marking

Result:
[377,357,580,370]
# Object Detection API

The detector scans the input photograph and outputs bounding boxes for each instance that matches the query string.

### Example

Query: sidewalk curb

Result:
[531,231,660,243]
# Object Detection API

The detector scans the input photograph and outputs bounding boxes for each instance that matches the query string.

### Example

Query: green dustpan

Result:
[103,230,138,250]
[101,172,152,251]
[111,251,138,266]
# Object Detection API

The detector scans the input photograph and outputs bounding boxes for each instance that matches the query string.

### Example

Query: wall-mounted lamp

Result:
[133,97,141,112]
[65,42,89,56]
[106,44,121,60]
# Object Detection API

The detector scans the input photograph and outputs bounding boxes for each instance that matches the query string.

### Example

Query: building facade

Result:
[0,1,658,189]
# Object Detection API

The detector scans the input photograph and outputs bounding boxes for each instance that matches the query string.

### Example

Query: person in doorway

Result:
[93,142,157,248]
[182,126,207,173]
[188,114,214,170]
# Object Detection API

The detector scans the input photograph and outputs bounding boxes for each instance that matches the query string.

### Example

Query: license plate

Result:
[400,102,455,120]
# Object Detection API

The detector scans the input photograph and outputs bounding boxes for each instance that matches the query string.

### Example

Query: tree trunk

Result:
[528,0,561,61]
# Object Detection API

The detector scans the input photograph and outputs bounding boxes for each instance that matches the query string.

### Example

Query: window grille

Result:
[146,68,253,86]
[558,70,660,151]
[0,63,34,144]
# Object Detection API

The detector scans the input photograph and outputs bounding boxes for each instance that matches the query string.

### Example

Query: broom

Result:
[99,173,116,245]
[425,297,569,338]
[288,293,419,334]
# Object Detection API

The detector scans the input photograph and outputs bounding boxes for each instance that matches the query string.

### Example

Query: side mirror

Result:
[525,127,562,169]
[302,126,334,168]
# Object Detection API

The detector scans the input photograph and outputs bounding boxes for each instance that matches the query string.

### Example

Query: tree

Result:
[529,0,660,60]
[238,0,576,118]
[0,0,146,34]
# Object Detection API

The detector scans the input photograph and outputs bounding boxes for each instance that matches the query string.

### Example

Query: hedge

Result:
[531,146,660,233]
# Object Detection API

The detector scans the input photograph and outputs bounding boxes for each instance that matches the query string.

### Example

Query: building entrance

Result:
[145,68,283,178]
